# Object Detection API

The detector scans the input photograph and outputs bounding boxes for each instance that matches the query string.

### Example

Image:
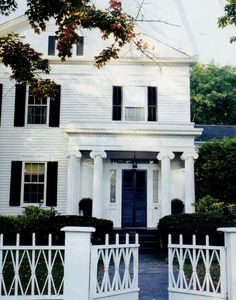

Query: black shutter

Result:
[46,162,58,206]
[14,84,26,127]
[112,86,122,121]
[49,85,61,127]
[9,161,22,206]
[0,84,2,126]
[48,36,56,55]
[147,87,157,121]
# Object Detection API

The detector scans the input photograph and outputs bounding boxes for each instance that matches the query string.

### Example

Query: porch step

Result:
[111,229,160,254]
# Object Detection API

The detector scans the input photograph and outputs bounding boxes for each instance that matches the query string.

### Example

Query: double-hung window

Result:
[23,162,46,204]
[14,84,61,127]
[112,86,157,121]
[27,89,49,125]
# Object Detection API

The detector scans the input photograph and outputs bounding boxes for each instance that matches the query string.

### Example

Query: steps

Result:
[111,228,160,254]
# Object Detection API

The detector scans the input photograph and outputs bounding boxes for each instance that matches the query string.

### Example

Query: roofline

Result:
[0,15,28,34]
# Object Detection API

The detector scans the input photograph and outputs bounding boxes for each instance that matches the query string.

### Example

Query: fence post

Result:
[61,226,96,300]
[218,227,236,300]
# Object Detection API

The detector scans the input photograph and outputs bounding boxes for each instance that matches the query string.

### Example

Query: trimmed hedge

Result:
[158,213,236,251]
[0,214,113,245]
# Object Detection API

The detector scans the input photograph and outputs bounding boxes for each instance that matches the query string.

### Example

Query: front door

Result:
[122,170,147,227]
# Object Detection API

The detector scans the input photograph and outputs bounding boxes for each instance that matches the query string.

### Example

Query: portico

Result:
[65,122,201,228]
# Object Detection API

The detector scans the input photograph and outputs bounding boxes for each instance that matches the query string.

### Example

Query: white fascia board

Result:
[64,122,203,138]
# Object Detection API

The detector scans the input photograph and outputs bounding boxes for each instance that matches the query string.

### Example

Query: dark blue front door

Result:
[122,170,147,227]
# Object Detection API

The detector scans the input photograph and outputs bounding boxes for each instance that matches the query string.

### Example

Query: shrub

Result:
[195,138,236,204]
[158,213,236,252]
[0,206,113,245]
[79,198,92,217]
[195,195,236,216]
[171,199,184,214]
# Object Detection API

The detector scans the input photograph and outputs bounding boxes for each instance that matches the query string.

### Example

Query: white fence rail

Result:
[168,234,226,300]
[90,233,139,299]
[0,233,64,300]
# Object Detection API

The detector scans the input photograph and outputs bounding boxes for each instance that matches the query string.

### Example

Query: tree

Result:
[0,0,140,98]
[190,63,236,124]
[218,0,236,43]
[195,138,236,204]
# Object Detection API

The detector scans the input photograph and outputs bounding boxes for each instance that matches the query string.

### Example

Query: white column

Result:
[61,226,95,300]
[66,149,82,215]
[218,228,236,300]
[157,151,175,217]
[90,150,107,219]
[181,151,198,213]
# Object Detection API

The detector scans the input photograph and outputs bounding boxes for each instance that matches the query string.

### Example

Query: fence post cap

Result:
[217,227,236,233]
[61,226,96,233]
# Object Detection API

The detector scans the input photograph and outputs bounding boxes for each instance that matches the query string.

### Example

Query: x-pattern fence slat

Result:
[168,234,226,298]
[0,233,64,299]
[90,233,139,298]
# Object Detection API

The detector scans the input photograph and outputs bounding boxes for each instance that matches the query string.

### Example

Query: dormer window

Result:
[112,86,158,121]
[48,36,56,56]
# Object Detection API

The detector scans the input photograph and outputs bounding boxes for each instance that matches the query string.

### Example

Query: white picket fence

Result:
[90,233,139,299]
[0,227,139,300]
[168,234,226,300]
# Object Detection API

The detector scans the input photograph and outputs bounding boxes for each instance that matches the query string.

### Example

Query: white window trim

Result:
[21,162,48,206]
[25,86,50,126]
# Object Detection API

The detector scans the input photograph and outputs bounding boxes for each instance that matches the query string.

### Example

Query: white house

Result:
[0,16,202,228]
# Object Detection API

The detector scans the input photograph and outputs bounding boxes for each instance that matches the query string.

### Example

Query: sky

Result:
[1,0,235,66]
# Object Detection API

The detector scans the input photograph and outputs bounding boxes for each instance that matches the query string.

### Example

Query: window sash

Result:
[26,88,49,125]
[23,162,47,204]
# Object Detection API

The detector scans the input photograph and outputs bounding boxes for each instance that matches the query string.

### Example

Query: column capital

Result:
[181,151,199,161]
[90,150,107,159]
[67,149,82,159]
[157,151,175,161]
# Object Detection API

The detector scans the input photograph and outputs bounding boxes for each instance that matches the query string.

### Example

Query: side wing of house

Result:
[0,17,202,227]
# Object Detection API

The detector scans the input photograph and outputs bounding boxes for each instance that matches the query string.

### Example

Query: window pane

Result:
[24,163,45,203]
[125,107,145,121]
[76,36,84,56]
[153,170,158,203]
[110,170,116,203]
[123,86,146,107]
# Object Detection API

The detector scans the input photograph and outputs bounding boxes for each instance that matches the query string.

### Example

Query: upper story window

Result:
[14,84,61,127]
[27,89,49,125]
[112,86,157,121]
[23,162,46,204]
[48,35,84,56]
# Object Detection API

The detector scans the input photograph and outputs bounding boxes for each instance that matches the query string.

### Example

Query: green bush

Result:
[158,213,236,252]
[0,206,113,245]
[195,195,236,216]
[195,138,236,204]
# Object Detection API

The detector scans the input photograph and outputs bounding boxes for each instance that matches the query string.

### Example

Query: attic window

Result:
[48,36,56,56]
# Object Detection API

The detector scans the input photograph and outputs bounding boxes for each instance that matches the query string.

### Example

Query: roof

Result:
[195,125,236,142]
